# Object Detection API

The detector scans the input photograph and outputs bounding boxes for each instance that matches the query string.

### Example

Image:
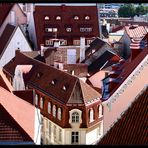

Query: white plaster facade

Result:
[0,4,27,37]
[0,26,32,68]
[102,54,148,134]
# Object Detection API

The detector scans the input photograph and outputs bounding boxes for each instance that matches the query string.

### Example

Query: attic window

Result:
[56,16,61,20]
[51,79,57,85]
[85,16,90,20]
[74,16,79,20]
[45,16,50,20]
[62,85,68,91]
[36,72,42,78]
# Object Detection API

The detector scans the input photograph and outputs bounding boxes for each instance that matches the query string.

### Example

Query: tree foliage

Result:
[118,4,148,18]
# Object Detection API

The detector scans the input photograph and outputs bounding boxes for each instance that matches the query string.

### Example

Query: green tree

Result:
[136,5,146,16]
[118,4,136,17]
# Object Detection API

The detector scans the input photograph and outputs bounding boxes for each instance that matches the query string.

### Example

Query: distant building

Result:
[33,4,100,50]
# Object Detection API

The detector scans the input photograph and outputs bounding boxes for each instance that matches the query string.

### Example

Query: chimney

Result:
[10,11,16,25]
[40,44,44,57]
[80,37,85,62]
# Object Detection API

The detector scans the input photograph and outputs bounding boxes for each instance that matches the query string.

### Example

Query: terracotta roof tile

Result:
[0,104,33,143]
[98,86,148,145]
[125,25,147,39]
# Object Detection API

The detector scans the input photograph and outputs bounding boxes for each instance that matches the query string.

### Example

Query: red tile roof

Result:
[0,3,13,27]
[3,51,101,105]
[0,104,33,143]
[98,86,148,145]
[125,25,147,39]
[0,24,15,58]
[34,5,99,49]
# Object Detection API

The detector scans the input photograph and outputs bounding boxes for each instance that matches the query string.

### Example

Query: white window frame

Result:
[53,28,58,32]
[40,97,43,109]
[74,16,79,20]
[48,102,51,114]
[58,108,62,120]
[85,16,90,20]
[99,105,103,117]
[89,108,94,123]
[45,40,53,46]
[53,105,56,117]
[66,27,72,32]
[45,16,49,20]
[72,112,79,123]
[56,16,61,20]
[45,28,52,32]
[71,131,79,144]
[35,94,38,105]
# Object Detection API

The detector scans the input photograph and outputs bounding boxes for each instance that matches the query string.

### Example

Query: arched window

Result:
[99,105,103,117]
[74,16,79,20]
[58,108,62,120]
[72,112,79,123]
[53,105,57,117]
[44,16,49,20]
[56,16,61,20]
[85,16,90,20]
[40,97,43,109]
[48,102,51,114]
[35,94,38,105]
[89,108,94,122]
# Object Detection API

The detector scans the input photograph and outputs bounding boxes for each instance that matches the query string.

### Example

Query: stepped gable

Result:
[98,86,148,145]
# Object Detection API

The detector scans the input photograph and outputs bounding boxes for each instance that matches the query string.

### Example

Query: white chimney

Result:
[80,37,85,62]
[10,11,16,25]
[40,44,44,57]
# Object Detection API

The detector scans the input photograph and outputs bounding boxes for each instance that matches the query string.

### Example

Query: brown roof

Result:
[3,51,101,105]
[0,3,13,27]
[0,104,33,143]
[34,5,99,49]
[98,86,148,145]
[0,24,16,58]
[13,89,34,105]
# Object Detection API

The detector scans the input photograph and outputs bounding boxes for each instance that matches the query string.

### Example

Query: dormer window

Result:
[74,16,79,20]
[36,72,42,78]
[44,16,50,20]
[56,16,61,20]
[66,28,72,32]
[85,16,90,20]
[51,79,57,85]
[62,85,68,91]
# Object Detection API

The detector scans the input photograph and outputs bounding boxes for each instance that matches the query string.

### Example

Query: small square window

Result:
[56,16,61,20]
[44,16,50,20]
[66,28,72,32]
[74,16,79,20]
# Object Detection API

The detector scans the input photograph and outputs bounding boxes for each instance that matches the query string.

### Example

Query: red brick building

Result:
[34,4,100,49]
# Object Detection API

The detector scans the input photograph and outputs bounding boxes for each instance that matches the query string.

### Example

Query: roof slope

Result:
[125,25,147,39]
[0,3,13,27]
[0,24,15,58]
[4,51,101,105]
[98,86,148,145]
[0,104,33,143]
